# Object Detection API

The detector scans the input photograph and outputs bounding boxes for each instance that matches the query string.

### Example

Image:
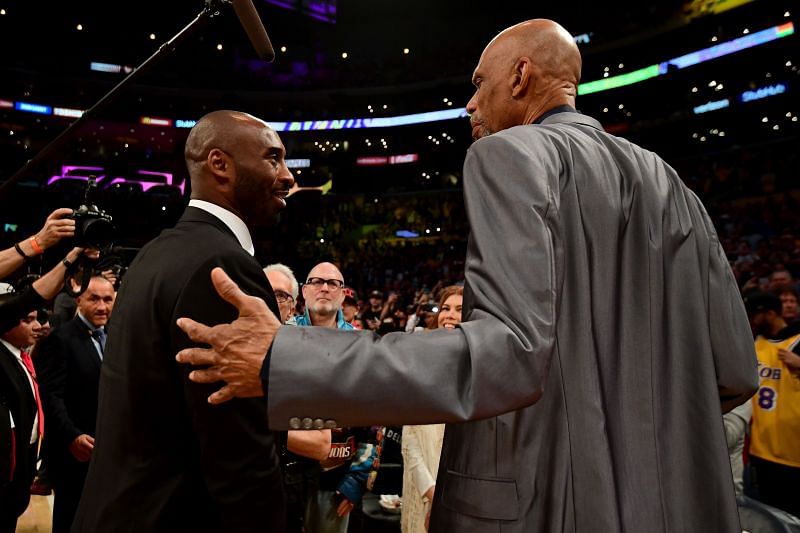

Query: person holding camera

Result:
[0,207,85,335]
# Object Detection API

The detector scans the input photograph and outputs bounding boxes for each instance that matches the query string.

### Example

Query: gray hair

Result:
[263,263,299,300]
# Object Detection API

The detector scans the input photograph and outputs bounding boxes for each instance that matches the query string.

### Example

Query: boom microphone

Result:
[231,0,275,62]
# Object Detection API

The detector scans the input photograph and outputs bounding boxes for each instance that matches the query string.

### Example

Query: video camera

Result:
[70,175,114,249]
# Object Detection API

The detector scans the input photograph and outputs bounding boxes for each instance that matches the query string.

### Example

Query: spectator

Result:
[36,276,116,533]
[264,263,299,323]
[743,291,800,518]
[401,286,463,533]
[0,306,44,532]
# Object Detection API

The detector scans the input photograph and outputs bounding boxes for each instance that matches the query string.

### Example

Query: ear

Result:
[511,57,533,98]
[207,148,234,187]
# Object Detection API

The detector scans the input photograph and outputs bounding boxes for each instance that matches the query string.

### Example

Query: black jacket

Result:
[72,207,286,533]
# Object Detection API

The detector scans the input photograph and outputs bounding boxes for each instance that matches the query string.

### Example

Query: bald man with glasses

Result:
[289,263,350,330]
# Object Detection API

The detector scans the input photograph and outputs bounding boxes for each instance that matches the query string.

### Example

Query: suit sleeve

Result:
[36,332,83,445]
[171,253,282,531]
[267,132,561,429]
[705,216,758,412]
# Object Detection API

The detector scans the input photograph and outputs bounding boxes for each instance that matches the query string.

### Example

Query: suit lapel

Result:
[68,317,103,368]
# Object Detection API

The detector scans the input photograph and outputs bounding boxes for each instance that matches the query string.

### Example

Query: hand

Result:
[336,496,354,517]
[176,267,280,404]
[100,268,118,287]
[35,208,76,250]
[69,434,95,462]
[423,485,435,502]
[778,349,800,375]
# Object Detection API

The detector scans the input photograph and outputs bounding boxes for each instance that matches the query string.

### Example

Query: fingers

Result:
[48,207,75,220]
[188,368,223,384]
[176,346,219,366]
[177,317,214,345]
[208,385,235,405]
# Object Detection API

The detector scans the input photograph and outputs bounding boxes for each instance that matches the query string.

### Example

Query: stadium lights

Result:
[280,46,287,52]
[578,22,794,96]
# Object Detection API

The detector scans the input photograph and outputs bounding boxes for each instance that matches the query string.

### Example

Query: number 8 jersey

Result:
[751,334,800,467]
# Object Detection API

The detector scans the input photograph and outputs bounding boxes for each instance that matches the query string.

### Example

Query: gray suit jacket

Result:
[267,112,758,532]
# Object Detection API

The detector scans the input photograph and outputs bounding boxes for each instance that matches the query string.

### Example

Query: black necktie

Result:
[91,329,106,358]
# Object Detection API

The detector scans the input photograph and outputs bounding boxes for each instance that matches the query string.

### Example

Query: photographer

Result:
[0,208,75,280]
[0,208,83,333]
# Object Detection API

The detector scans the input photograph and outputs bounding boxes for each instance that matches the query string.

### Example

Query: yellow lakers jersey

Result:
[751,334,800,467]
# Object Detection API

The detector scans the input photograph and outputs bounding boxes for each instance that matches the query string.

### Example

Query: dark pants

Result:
[751,455,800,518]
[0,444,36,533]
[52,459,89,533]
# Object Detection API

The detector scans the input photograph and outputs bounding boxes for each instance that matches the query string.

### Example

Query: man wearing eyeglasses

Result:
[288,263,380,533]
[264,263,298,324]
[289,263,351,330]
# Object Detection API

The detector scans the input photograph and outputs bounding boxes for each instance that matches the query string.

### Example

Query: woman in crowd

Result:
[400,285,463,533]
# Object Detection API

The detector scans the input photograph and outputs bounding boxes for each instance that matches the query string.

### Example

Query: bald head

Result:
[302,262,346,326]
[185,110,268,178]
[466,19,582,139]
[182,109,294,227]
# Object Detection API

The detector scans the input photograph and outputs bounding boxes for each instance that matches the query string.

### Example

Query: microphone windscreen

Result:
[231,0,275,62]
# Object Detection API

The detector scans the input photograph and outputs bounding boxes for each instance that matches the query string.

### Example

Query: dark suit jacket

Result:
[36,315,103,478]
[266,113,758,531]
[72,207,286,533]
[0,342,37,490]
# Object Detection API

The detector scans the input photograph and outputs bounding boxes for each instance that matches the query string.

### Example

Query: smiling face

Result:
[231,126,294,227]
[186,111,295,228]
[437,293,463,329]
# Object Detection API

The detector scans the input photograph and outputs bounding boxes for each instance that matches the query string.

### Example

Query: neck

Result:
[769,318,788,337]
[524,91,576,125]
[191,193,243,221]
[310,312,337,328]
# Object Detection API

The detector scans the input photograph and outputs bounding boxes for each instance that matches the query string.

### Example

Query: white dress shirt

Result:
[188,199,255,256]
[1,339,39,444]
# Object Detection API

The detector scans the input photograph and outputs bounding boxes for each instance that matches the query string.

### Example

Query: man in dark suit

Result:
[72,110,294,532]
[36,275,115,533]
[0,308,43,533]
[177,20,758,532]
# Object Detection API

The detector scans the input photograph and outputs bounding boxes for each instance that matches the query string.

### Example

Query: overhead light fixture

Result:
[76,23,83,31]
[341,52,348,59]
[149,33,156,40]
[216,43,223,51]
[403,48,410,54]
[280,46,287,53]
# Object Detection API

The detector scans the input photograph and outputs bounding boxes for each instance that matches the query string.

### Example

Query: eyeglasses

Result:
[274,290,294,303]
[305,277,345,291]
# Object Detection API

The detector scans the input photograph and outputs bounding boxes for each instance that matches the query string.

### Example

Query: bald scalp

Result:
[184,110,267,172]
[307,262,344,282]
[497,19,581,85]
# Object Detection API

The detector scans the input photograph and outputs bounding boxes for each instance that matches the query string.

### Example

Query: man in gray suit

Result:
[177,19,758,532]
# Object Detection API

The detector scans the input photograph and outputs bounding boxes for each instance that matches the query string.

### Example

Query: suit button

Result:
[289,417,301,429]
[302,417,313,429]
[324,419,337,429]
[313,418,325,429]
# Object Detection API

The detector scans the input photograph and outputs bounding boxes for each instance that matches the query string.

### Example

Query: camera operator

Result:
[0,208,75,279]
[0,209,82,333]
